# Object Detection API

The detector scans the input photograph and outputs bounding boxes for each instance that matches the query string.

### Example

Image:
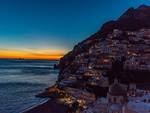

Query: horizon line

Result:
[0,57,61,60]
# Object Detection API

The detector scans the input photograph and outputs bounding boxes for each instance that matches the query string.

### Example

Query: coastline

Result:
[21,99,48,113]
[21,5,150,113]
[22,98,68,113]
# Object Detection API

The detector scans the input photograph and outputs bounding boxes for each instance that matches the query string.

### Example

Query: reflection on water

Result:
[0,59,59,113]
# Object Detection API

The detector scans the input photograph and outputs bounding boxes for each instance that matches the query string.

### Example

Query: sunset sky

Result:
[0,0,150,59]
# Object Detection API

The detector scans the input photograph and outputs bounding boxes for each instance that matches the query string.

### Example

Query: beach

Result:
[23,99,68,113]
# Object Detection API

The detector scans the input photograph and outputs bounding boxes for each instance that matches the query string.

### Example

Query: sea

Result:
[0,59,59,113]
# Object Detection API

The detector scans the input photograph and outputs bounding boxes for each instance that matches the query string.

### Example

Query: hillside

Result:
[58,5,150,86]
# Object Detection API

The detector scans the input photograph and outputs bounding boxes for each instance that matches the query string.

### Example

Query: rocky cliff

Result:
[58,5,150,89]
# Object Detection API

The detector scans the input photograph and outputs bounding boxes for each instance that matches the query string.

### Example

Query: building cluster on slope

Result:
[59,28,150,88]
[64,28,150,80]
[82,78,150,113]
[89,28,150,71]
[55,28,150,113]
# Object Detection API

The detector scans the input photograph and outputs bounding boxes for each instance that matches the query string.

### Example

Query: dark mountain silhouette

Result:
[100,5,150,35]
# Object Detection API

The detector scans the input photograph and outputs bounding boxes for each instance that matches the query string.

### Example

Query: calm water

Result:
[0,59,59,113]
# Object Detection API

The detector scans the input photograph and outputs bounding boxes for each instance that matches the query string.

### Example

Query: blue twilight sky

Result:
[0,0,150,55]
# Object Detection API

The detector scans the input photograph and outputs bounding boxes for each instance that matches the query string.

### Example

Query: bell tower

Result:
[107,78,127,113]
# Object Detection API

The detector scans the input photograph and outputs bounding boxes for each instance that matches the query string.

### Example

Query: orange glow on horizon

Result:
[0,49,65,60]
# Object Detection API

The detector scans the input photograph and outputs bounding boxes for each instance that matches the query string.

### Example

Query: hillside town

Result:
[58,28,150,88]
[75,28,150,72]
[38,28,150,113]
